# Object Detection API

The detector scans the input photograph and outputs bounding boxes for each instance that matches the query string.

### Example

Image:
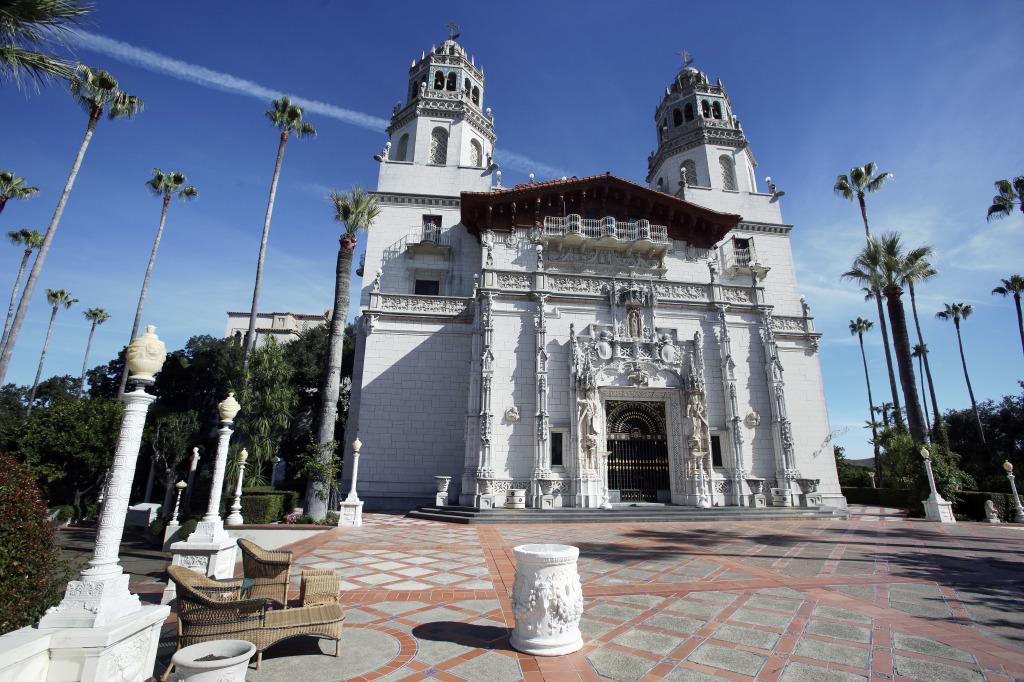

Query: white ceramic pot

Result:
[171,639,255,681]
[771,487,793,507]
[506,488,527,509]
[510,543,584,656]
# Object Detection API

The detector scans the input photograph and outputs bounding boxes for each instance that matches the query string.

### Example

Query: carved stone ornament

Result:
[103,630,150,682]
[379,294,471,315]
[796,478,820,494]
[434,476,451,493]
[510,544,584,656]
[744,411,761,427]
[505,406,522,422]
[125,325,167,382]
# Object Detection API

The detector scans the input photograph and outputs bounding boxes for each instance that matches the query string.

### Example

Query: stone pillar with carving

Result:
[510,544,584,655]
[475,293,496,507]
[716,304,747,506]
[162,393,241,604]
[531,294,551,508]
[760,308,799,495]
[461,292,483,505]
[35,325,169,682]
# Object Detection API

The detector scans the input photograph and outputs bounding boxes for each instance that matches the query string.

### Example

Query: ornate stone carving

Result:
[180,554,209,570]
[510,544,584,655]
[654,283,707,300]
[772,316,806,333]
[721,286,753,304]
[505,406,521,422]
[745,411,761,427]
[125,325,167,383]
[714,479,733,494]
[434,476,451,493]
[104,630,150,682]
[796,478,820,494]
[543,248,665,275]
[498,273,532,290]
[379,295,471,315]
[549,276,607,294]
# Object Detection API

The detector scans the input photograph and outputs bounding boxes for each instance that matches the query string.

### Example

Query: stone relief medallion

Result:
[745,411,761,427]
[660,343,677,363]
[596,341,612,360]
[505,406,521,422]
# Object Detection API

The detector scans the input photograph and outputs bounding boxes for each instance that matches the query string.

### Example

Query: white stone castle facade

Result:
[343,38,843,511]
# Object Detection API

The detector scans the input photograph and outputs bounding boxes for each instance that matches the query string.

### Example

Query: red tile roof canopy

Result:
[460,173,741,249]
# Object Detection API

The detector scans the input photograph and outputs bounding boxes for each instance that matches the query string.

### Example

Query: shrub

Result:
[841,487,914,508]
[221,488,298,524]
[0,452,74,635]
[953,491,1018,522]
[55,505,76,524]
[177,517,199,539]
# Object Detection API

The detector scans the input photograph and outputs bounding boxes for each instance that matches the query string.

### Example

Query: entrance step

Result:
[407,504,849,525]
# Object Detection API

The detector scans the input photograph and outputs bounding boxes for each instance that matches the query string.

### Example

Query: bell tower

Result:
[376,32,496,196]
[646,56,760,214]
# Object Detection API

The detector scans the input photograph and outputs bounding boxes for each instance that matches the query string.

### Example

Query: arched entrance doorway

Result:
[605,400,669,503]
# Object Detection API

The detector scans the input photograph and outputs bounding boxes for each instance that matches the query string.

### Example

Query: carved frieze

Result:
[654,283,707,300]
[772,316,806,333]
[378,295,472,315]
[498,273,532,290]
[549,276,608,295]
[721,286,753,304]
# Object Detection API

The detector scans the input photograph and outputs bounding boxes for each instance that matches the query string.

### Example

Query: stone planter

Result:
[434,476,451,493]
[771,487,793,507]
[510,544,583,656]
[171,639,255,681]
[796,478,820,494]
[506,488,527,509]
[538,478,556,496]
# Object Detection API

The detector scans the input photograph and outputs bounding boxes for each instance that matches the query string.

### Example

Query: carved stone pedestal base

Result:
[435,492,449,506]
[923,494,956,523]
[477,494,496,509]
[161,536,238,605]
[800,493,823,507]
[338,500,363,527]
[748,494,766,508]
[510,544,583,656]
[539,495,555,509]
[39,574,141,629]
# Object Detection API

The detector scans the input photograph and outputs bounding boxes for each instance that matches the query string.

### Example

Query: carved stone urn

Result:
[538,478,556,496]
[477,477,495,495]
[796,478,820,494]
[510,544,584,656]
[434,476,451,493]
[745,478,765,495]
[125,324,167,383]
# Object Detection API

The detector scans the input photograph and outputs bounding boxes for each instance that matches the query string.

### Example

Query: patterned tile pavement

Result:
[148,506,1024,681]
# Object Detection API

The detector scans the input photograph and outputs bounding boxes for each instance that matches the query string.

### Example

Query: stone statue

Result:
[984,500,1000,523]
[577,384,600,468]
[684,390,709,451]
[627,308,643,339]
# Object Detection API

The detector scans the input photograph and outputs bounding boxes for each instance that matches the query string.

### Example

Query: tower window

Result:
[720,155,737,191]
[415,280,439,296]
[433,71,445,90]
[550,431,564,467]
[395,134,409,162]
[446,72,457,91]
[681,160,698,187]
[470,139,483,167]
[410,82,417,101]
[710,434,723,467]
[429,127,448,165]
[684,103,694,121]
[672,108,683,126]
[471,86,480,105]
[712,101,722,119]
[465,78,471,94]
[656,178,664,192]
[701,100,711,118]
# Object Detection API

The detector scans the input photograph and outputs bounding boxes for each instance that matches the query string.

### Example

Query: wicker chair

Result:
[164,565,345,676]
[237,538,293,608]
[300,569,342,606]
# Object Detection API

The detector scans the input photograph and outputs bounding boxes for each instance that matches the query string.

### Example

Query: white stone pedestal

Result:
[337,500,363,527]
[923,494,956,523]
[125,503,162,528]
[800,493,823,507]
[748,493,767,508]
[161,529,238,605]
[435,492,449,506]
[510,544,584,656]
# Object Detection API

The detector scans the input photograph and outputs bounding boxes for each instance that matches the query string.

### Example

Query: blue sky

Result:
[2,1,1022,461]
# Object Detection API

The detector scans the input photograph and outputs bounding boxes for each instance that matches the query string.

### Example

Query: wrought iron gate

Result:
[605,401,669,503]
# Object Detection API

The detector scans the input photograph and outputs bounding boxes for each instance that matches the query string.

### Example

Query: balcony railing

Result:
[542,215,669,245]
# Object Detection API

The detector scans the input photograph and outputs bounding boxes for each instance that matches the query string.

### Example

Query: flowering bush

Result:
[284,510,338,526]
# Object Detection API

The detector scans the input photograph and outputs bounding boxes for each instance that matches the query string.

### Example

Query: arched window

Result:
[701,100,711,118]
[429,127,448,164]
[470,139,482,167]
[672,108,683,126]
[433,71,445,90]
[446,72,457,91]
[681,160,698,187]
[395,134,409,162]
[471,86,480,105]
[684,103,694,121]
[720,155,737,190]
[464,78,471,94]
[410,82,417,101]
[656,178,664,192]
[712,101,722,119]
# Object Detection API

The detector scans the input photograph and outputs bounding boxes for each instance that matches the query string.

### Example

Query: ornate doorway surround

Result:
[606,400,669,502]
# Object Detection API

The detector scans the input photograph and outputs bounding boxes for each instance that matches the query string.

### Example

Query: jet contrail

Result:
[73,32,568,180]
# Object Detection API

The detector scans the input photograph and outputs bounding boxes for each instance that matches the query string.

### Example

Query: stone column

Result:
[1005,461,1024,523]
[338,436,363,526]
[760,308,798,494]
[716,304,746,506]
[531,294,551,508]
[921,447,955,523]
[183,446,199,513]
[225,449,248,526]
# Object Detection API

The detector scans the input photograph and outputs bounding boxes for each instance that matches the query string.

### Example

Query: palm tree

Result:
[849,317,881,484]
[986,176,1024,221]
[242,95,316,374]
[0,65,142,385]
[842,233,928,445]
[936,303,985,443]
[992,275,1024,360]
[2,228,43,350]
[116,169,198,397]
[0,0,93,89]
[26,288,78,416]
[0,170,40,215]
[307,186,380,520]
[901,246,941,429]
[78,306,109,399]
[911,344,931,432]
[834,163,902,422]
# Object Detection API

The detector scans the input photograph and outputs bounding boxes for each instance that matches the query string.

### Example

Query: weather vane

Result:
[676,49,694,70]
[445,21,460,41]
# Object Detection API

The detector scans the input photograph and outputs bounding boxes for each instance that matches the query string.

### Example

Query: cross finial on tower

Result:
[676,49,694,70]
[445,22,460,40]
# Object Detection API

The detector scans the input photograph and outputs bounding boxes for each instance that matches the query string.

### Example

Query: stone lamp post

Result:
[226,449,248,526]
[163,393,241,604]
[184,447,200,513]
[34,325,170,681]
[1003,461,1024,523]
[921,446,955,523]
[171,481,187,526]
[338,435,363,527]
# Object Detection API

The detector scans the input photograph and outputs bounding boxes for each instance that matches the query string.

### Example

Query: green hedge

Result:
[220,488,298,524]
[841,487,914,507]
[953,491,1018,522]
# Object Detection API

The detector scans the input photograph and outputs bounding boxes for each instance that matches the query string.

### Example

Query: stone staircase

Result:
[407,503,849,525]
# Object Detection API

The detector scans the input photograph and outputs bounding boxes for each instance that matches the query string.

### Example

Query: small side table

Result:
[301,569,341,606]
[208,577,255,601]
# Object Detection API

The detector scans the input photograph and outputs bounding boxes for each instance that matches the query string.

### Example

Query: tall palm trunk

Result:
[0,107,100,384]
[857,330,881,485]
[1,245,33,351]
[243,130,289,374]
[915,353,931,432]
[117,192,171,397]
[954,319,986,443]
[26,305,59,416]
[907,282,941,428]
[307,234,357,519]
[78,318,99,399]
[1014,291,1024,360]
[883,287,927,444]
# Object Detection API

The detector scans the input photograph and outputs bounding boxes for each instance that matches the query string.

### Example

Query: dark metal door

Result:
[605,401,669,503]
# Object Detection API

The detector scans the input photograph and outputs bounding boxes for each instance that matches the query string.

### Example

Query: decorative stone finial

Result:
[238,448,248,463]
[217,392,241,423]
[125,325,167,383]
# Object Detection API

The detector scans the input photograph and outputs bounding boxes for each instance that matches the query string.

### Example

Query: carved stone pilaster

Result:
[532,295,550,506]
[716,304,746,505]
[760,308,798,483]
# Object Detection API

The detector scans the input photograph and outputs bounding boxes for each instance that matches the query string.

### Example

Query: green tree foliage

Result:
[0,452,74,635]
[986,176,1024,221]
[237,338,296,486]
[147,409,200,514]
[16,396,121,506]
[0,171,40,215]
[875,424,972,504]
[943,386,1024,492]
[0,0,93,88]
[834,445,872,487]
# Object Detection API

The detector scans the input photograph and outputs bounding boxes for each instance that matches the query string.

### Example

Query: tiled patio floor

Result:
[147,506,1024,681]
